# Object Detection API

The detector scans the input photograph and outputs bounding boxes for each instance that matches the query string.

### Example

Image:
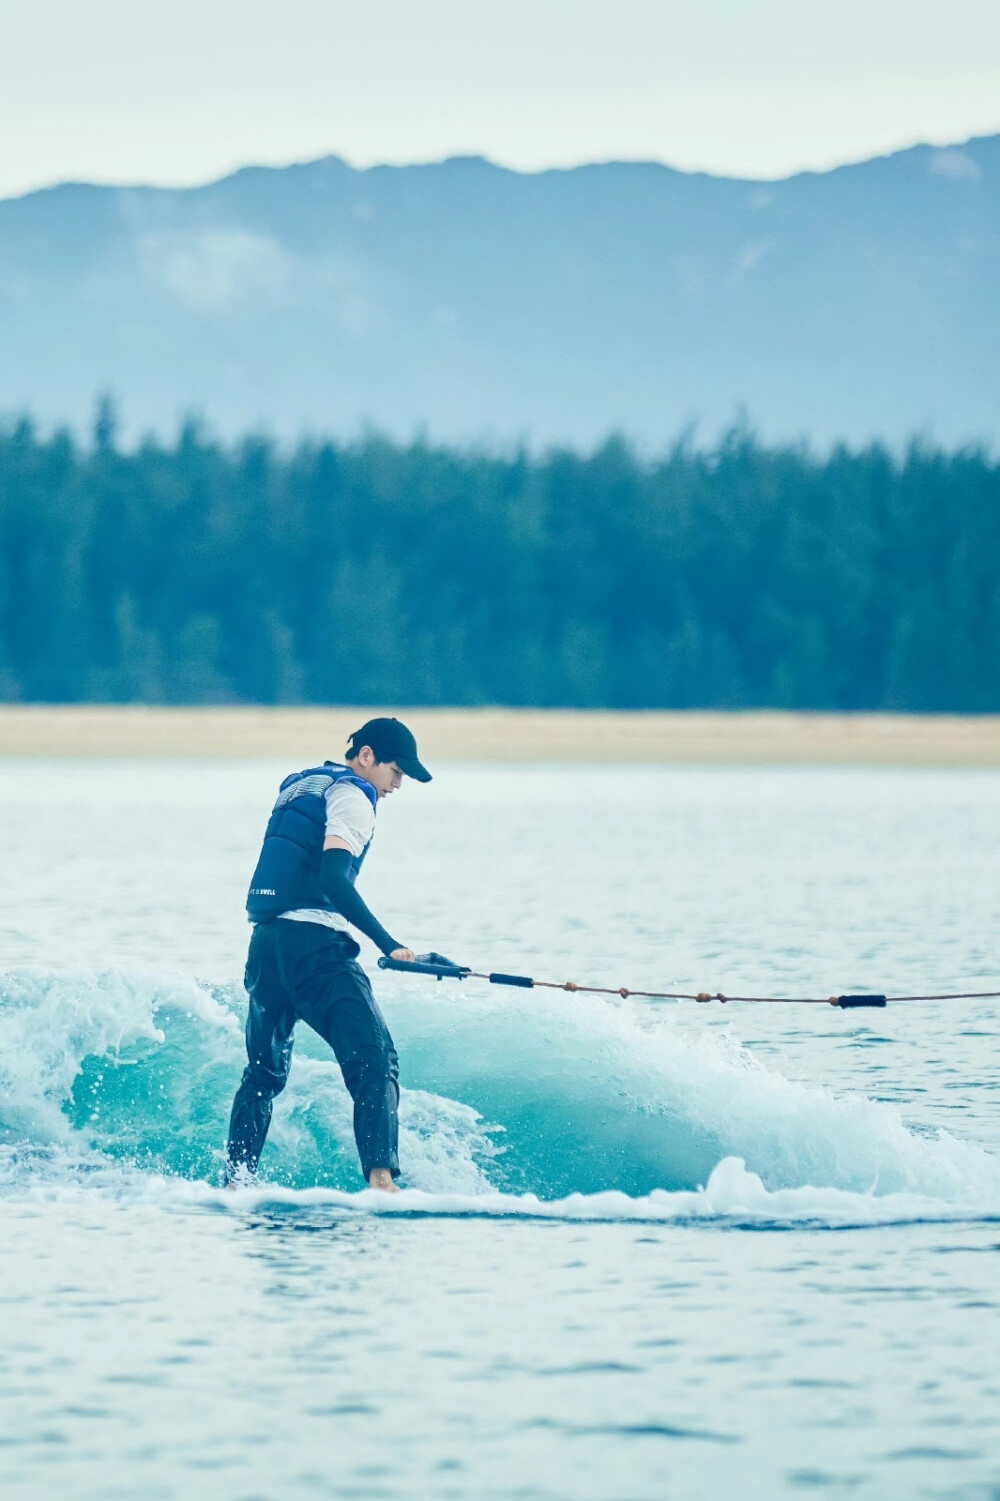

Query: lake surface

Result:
[1,761,998,1499]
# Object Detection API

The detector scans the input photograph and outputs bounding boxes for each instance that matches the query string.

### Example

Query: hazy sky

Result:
[2,0,998,198]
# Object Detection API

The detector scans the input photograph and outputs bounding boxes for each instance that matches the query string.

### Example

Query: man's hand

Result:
[389,946,416,962]
[416,951,466,971]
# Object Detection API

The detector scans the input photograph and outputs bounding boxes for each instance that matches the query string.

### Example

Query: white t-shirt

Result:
[279,779,376,933]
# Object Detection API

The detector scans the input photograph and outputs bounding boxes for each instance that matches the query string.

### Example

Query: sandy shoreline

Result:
[1,705,999,765]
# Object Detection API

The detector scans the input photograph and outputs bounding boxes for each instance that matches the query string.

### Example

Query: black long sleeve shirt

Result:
[319,847,400,956]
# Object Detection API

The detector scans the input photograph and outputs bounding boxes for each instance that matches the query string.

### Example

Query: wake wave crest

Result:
[1,966,998,1225]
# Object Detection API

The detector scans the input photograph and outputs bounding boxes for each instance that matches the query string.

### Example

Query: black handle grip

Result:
[378,957,470,980]
[837,994,888,1009]
[488,972,535,989]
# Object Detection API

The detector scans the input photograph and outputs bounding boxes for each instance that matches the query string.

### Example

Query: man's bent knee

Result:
[240,1060,289,1101]
[341,1045,398,1101]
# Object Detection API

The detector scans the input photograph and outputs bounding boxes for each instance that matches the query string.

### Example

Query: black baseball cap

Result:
[347,717,432,782]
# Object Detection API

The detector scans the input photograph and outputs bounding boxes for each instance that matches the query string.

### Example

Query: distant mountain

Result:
[1,138,997,448]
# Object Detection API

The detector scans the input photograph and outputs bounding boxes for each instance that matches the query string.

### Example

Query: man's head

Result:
[344,717,432,798]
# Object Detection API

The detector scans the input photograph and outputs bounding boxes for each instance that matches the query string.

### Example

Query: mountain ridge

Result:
[11,130,998,196]
[1,135,997,447]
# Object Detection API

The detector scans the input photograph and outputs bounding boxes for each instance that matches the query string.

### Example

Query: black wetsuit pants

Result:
[226,920,400,1182]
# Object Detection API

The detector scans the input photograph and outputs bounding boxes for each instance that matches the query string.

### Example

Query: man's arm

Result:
[321,838,414,960]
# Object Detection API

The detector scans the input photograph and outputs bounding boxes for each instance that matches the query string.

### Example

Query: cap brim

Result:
[398,756,432,783]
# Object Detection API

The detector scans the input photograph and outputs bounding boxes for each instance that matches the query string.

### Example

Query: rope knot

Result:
[696,992,712,1003]
[563,981,578,992]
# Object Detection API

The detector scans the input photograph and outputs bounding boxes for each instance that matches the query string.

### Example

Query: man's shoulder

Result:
[279,763,337,791]
[326,773,378,811]
[279,764,376,808]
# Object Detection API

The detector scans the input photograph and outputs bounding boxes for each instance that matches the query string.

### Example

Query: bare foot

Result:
[367,1168,401,1193]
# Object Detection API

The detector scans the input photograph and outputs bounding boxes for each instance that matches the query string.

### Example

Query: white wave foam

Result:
[215,1153,1000,1226]
[2,966,1000,1221]
[8,1155,998,1229]
[0,967,178,1140]
[393,982,1000,1204]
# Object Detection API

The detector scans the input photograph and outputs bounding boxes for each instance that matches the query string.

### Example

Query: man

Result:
[226,717,432,1192]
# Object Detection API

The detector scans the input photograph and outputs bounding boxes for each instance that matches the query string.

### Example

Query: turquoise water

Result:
[1,761,999,1498]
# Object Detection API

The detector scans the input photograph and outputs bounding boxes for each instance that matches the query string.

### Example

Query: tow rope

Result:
[378,954,1000,1009]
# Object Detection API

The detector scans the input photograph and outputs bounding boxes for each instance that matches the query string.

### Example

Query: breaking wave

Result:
[2,966,999,1226]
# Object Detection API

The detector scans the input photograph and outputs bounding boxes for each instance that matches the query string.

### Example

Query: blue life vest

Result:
[246,763,378,923]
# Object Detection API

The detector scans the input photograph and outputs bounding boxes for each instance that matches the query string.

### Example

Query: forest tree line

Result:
[1,409,998,710]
